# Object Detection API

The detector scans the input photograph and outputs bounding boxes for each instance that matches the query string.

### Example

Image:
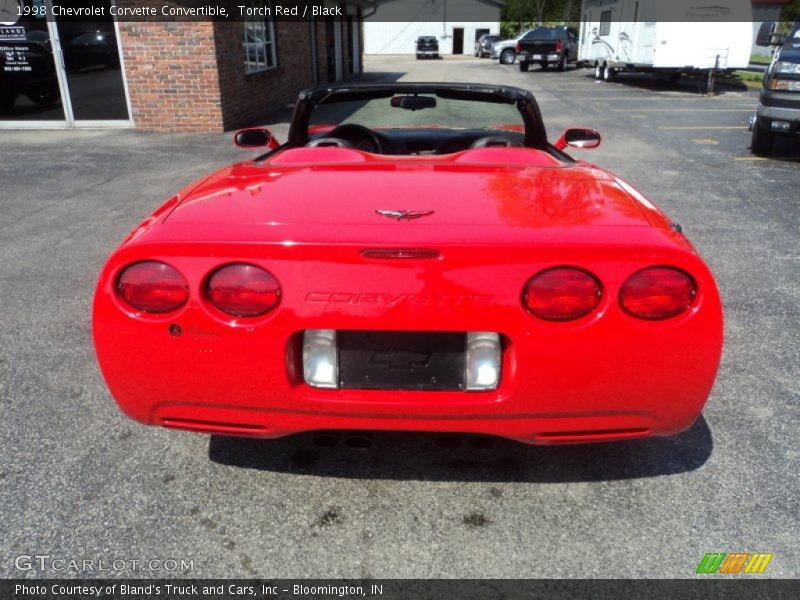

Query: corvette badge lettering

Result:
[305,292,495,307]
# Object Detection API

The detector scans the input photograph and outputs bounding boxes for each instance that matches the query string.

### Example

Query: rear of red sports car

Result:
[93,84,723,445]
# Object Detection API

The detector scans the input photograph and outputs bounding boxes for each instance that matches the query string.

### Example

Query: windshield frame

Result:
[288,83,548,150]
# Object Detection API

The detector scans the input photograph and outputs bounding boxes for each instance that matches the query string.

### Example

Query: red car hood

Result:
[161,157,652,246]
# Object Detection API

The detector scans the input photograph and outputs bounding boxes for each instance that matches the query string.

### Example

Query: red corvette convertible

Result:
[93,83,723,445]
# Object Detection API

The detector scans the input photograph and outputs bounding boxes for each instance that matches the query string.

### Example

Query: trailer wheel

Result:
[751,122,775,156]
[603,64,616,82]
[519,61,529,72]
[594,63,603,80]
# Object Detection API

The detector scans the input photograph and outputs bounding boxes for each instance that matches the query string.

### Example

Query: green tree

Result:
[780,0,800,22]
[501,0,582,37]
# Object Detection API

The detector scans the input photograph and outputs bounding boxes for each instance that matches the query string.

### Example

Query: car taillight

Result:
[117,261,189,314]
[555,39,562,52]
[515,41,521,53]
[619,267,696,320]
[206,264,281,317]
[523,267,602,321]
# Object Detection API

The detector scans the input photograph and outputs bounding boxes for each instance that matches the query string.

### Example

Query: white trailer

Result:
[578,0,753,81]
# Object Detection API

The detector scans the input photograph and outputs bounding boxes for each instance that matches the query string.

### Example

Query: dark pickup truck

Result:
[516,26,579,72]
[415,36,439,60]
[751,21,800,155]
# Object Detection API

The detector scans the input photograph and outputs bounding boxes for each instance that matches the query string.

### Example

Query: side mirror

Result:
[555,128,602,150]
[234,128,277,149]
[756,22,781,47]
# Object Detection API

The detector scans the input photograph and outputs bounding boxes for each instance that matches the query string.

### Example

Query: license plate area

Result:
[338,331,465,391]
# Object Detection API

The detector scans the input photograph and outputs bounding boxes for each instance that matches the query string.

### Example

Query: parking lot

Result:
[0,55,797,579]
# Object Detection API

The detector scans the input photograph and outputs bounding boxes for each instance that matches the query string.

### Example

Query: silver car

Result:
[491,29,536,64]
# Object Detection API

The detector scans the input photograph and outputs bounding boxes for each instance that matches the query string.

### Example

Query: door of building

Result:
[452,27,464,54]
[0,0,131,128]
[325,17,336,82]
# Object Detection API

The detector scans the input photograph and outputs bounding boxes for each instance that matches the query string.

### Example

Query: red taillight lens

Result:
[555,39,562,52]
[523,267,602,321]
[117,261,189,314]
[515,41,521,53]
[619,267,696,320]
[206,264,281,317]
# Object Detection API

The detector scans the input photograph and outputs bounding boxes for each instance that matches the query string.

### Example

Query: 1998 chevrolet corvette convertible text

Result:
[93,83,723,445]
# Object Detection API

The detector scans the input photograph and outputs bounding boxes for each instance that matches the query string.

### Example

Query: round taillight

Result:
[206,264,281,317]
[619,267,696,320]
[523,267,602,321]
[117,261,189,314]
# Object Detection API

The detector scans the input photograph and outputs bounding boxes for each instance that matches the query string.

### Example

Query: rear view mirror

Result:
[555,128,602,150]
[390,95,436,111]
[234,128,275,148]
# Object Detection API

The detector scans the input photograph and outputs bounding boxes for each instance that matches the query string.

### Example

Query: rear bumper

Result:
[93,246,723,446]
[518,52,562,64]
[155,404,661,445]
[756,99,800,135]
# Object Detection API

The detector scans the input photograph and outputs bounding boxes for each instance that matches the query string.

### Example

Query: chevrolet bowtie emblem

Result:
[375,209,435,221]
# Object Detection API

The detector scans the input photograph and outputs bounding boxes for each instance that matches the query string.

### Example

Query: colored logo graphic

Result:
[696,553,773,574]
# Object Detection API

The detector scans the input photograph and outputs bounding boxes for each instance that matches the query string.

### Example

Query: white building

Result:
[363,0,503,55]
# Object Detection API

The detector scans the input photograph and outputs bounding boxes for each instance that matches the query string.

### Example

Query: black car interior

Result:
[306,124,526,155]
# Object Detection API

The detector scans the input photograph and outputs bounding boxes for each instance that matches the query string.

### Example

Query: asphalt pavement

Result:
[0,55,797,579]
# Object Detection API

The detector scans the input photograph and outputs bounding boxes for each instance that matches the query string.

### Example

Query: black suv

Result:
[415,36,439,60]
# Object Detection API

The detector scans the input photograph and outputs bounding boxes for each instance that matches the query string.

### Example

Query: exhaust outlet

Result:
[344,434,372,450]
[312,432,340,447]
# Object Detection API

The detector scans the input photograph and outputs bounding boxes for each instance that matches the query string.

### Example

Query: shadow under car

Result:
[209,416,713,483]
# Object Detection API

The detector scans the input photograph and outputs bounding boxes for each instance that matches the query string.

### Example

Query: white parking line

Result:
[612,108,755,112]
[659,126,749,130]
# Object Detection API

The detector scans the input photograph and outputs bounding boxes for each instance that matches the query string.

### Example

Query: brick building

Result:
[0,1,366,132]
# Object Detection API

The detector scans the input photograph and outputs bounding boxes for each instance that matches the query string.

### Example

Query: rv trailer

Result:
[578,0,753,81]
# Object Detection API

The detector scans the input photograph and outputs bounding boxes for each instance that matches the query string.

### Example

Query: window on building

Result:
[599,10,612,36]
[243,1,277,74]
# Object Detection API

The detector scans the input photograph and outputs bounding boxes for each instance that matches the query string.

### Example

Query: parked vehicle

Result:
[64,31,120,72]
[93,81,723,446]
[474,34,500,58]
[578,0,752,82]
[517,26,579,72]
[751,22,800,155]
[491,29,536,65]
[415,36,439,59]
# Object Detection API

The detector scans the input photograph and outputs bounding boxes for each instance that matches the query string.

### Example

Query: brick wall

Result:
[115,3,362,132]
[118,21,223,132]
[214,21,323,131]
